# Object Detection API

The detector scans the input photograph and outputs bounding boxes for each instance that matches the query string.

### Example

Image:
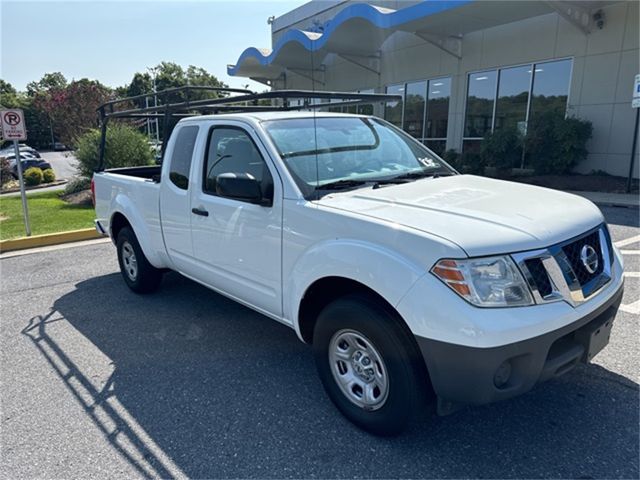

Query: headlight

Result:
[431,256,534,307]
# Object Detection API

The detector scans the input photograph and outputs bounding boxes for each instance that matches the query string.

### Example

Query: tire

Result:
[312,294,428,436]
[116,226,163,294]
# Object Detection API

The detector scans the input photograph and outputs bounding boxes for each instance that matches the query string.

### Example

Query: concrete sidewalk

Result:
[568,191,639,208]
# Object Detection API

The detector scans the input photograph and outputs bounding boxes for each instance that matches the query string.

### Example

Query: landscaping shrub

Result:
[0,157,12,186]
[525,111,592,174]
[480,127,523,171]
[442,149,462,171]
[42,168,56,183]
[461,151,486,175]
[75,123,154,178]
[440,149,485,175]
[63,176,91,194]
[24,167,43,186]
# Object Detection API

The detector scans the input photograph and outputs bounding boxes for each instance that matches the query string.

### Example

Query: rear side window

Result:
[168,125,199,189]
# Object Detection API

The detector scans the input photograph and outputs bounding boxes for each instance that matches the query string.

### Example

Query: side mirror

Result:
[216,172,270,206]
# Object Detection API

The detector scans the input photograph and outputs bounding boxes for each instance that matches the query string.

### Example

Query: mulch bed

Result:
[59,189,93,206]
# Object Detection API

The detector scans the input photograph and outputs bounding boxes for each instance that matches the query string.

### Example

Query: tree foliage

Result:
[3,64,226,150]
[34,78,111,147]
[26,72,67,97]
[75,123,154,177]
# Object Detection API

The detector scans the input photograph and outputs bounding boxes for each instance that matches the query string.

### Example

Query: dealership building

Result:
[228,0,639,178]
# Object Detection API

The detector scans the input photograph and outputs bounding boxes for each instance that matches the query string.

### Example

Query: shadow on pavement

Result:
[24,271,639,479]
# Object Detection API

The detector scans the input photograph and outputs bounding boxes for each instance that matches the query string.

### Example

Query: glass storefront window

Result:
[384,83,404,128]
[463,59,572,151]
[357,88,374,115]
[464,70,497,138]
[494,65,531,132]
[403,81,427,138]
[529,58,572,120]
[424,139,446,155]
[425,77,451,139]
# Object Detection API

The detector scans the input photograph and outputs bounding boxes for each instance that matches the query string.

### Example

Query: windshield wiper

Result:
[370,170,454,188]
[315,179,369,191]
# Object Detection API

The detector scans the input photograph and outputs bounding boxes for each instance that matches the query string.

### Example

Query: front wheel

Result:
[116,226,162,294]
[312,294,428,436]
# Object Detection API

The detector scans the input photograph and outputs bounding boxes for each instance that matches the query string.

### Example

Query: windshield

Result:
[263,116,455,198]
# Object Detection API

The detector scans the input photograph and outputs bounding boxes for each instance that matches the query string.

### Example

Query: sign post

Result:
[628,74,640,193]
[0,109,31,236]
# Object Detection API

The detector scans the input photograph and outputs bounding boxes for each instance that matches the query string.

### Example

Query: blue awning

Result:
[227,0,572,80]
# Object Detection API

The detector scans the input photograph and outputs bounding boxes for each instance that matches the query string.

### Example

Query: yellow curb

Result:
[0,228,104,253]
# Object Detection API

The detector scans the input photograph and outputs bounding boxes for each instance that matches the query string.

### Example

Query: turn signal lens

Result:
[431,256,534,307]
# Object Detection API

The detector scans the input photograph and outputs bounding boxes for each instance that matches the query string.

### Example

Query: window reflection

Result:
[463,59,572,152]
[530,59,572,120]
[426,77,451,139]
[384,83,404,128]
[404,81,427,138]
[464,70,497,138]
[495,65,531,132]
[357,88,374,115]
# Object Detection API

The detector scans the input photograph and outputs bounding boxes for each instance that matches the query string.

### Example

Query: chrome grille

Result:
[512,225,613,307]
[562,230,604,285]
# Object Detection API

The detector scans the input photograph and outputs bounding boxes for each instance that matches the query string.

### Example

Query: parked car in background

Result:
[0,144,41,158]
[53,142,67,151]
[10,158,52,179]
[4,152,38,165]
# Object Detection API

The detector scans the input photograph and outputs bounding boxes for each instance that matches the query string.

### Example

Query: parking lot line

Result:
[620,250,640,255]
[619,299,640,315]
[615,234,640,248]
[623,272,640,278]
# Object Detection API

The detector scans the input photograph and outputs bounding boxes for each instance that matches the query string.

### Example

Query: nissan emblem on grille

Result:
[580,244,599,274]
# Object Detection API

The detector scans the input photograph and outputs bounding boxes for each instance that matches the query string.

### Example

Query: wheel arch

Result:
[299,275,434,398]
[110,211,131,244]
[298,276,416,350]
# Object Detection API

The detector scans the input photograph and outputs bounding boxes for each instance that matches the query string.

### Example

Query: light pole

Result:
[147,67,160,145]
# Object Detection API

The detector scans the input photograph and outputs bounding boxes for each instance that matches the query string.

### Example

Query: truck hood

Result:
[318,175,604,257]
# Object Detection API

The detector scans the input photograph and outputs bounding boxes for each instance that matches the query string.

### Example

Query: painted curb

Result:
[0,228,104,253]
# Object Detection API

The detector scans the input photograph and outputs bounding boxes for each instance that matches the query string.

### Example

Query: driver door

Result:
[189,122,283,317]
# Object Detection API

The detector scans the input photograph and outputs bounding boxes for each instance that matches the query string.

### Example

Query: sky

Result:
[0,0,304,92]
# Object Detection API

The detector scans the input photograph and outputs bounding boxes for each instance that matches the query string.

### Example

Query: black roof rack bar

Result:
[100,85,255,111]
[99,89,401,120]
[96,87,402,171]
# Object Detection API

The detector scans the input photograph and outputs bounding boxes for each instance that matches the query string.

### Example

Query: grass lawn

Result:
[0,190,95,240]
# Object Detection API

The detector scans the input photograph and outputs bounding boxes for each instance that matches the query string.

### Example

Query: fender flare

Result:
[286,239,426,341]
[109,193,167,269]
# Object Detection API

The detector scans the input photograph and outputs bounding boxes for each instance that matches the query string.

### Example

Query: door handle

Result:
[191,207,209,217]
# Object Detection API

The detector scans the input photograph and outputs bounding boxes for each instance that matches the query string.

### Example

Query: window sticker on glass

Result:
[418,156,440,168]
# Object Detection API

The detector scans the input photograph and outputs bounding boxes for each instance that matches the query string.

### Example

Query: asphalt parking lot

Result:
[40,150,78,180]
[1,206,638,479]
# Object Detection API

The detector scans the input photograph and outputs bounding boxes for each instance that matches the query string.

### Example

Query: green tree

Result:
[35,78,112,146]
[0,79,18,106]
[0,79,53,149]
[26,72,67,97]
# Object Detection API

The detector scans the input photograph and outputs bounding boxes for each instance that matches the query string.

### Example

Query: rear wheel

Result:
[116,226,162,293]
[312,294,428,436]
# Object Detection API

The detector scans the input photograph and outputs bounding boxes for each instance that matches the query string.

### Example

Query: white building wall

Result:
[273,1,639,178]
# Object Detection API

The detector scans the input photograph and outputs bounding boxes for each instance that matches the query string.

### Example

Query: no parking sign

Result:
[0,109,27,141]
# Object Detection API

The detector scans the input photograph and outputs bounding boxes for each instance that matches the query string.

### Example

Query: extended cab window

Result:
[203,127,273,202]
[169,125,199,190]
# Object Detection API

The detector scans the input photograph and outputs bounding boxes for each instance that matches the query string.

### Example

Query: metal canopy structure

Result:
[96,86,402,171]
[227,0,614,83]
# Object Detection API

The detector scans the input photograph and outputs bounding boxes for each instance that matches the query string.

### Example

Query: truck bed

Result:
[104,165,162,182]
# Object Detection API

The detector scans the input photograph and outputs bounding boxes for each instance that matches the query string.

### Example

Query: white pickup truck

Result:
[94,104,624,435]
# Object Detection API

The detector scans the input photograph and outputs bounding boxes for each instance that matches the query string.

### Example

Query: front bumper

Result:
[416,284,623,415]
